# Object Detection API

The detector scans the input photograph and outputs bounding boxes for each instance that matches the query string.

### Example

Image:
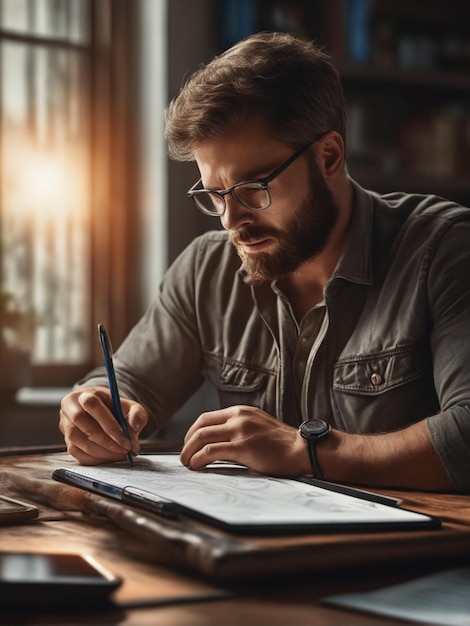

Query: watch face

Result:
[301,419,330,437]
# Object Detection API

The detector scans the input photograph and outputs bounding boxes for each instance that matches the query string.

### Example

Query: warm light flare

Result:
[24,156,72,210]
[3,136,87,220]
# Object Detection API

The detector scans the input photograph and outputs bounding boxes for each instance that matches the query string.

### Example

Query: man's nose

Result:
[220,195,255,231]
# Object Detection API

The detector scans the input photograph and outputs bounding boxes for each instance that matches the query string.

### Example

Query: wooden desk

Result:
[1,450,470,625]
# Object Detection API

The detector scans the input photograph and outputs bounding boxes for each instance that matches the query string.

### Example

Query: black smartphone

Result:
[0,552,122,608]
[0,495,38,524]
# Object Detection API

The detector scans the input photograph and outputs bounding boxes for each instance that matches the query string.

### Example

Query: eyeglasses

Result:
[187,143,312,216]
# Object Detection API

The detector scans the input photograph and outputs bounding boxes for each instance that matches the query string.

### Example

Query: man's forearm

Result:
[318,420,453,491]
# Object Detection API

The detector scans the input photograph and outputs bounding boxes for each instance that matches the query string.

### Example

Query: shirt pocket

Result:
[331,344,434,432]
[204,352,276,411]
[333,344,426,395]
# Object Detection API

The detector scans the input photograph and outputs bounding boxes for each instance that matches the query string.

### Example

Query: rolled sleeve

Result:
[426,219,470,490]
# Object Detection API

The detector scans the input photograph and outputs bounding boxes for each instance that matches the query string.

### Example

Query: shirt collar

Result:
[330,177,374,286]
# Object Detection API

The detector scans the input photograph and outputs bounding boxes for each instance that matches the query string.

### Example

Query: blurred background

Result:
[1,0,469,448]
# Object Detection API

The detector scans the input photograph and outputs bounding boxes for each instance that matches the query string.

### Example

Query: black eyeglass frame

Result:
[187,142,312,216]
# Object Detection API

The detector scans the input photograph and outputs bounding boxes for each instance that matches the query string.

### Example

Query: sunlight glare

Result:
[20,150,80,219]
[4,137,86,221]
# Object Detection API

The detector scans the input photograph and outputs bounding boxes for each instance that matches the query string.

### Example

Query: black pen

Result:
[98,323,134,467]
[298,477,402,507]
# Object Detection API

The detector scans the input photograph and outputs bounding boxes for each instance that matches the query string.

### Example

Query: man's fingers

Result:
[59,408,128,455]
[184,441,239,470]
[125,402,149,434]
[66,441,129,466]
[181,423,229,466]
[77,392,133,448]
[59,386,146,465]
[183,409,230,442]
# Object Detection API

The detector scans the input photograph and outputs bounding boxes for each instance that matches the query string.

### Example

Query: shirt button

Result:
[370,372,382,386]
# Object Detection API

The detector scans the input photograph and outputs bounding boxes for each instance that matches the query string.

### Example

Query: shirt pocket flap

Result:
[205,354,269,393]
[333,345,425,396]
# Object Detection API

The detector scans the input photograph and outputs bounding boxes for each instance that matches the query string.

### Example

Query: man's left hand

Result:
[180,405,309,476]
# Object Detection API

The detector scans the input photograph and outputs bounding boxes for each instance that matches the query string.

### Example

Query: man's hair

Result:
[165,31,347,161]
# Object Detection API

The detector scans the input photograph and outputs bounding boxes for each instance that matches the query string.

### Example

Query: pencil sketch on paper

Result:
[62,454,430,526]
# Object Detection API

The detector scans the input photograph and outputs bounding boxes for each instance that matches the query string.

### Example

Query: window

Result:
[0,0,140,387]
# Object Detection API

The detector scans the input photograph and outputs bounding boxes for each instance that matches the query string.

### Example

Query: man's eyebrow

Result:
[235,158,282,183]
[202,156,282,189]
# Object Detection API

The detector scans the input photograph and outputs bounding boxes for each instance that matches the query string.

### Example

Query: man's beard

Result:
[231,162,339,285]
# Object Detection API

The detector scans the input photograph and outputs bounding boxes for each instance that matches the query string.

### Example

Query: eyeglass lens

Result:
[195,183,270,215]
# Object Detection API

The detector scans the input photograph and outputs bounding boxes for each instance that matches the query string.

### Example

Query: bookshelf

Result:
[218,0,470,203]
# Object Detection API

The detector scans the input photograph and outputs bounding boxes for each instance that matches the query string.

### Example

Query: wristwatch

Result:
[299,419,331,479]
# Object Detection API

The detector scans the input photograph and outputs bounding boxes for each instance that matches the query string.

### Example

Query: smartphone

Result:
[0,496,38,524]
[0,552,122,608]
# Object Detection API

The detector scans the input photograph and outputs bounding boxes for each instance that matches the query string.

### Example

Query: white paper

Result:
[57,454,434,528]
[324,567,470,626]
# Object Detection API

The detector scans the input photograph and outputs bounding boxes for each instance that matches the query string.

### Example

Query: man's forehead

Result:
[194,129,291,184]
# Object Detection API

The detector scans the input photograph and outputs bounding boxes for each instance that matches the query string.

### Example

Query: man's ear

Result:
[314,131,345,180]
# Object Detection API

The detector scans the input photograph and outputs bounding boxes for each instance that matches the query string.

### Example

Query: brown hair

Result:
[165,31,347,161]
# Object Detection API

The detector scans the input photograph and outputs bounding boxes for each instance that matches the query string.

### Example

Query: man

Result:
[60,32,470,492]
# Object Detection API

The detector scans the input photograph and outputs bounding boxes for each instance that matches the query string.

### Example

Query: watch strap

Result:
[299,420,331,480]
[306,440,323,480]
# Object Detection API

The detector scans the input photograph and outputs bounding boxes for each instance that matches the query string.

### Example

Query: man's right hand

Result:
[59,387,149,465]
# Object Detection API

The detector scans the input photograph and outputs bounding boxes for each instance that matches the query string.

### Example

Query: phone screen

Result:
[0,553,121,608]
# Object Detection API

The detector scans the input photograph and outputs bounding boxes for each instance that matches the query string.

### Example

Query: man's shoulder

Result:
[369,187,470,225]
[194,229,232,247]
[179,229,241,275]
[160,229,244,306]
[190,229,237,259]
[351,182,470,269]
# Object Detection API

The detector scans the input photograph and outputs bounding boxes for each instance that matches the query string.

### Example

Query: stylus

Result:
[298,477,402,507]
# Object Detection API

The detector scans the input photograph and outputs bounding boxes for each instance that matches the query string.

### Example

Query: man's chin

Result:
[238,251,285,285]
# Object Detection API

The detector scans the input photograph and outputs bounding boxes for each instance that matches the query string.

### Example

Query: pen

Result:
[298,477,402,507]
[98,323,134,467]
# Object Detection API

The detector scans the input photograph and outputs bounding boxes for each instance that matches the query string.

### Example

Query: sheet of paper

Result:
[324,567,470,625]
[59,454,433,527]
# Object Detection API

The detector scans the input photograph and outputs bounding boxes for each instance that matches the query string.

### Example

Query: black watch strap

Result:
[306,438,323,479]
[299,419,331,480]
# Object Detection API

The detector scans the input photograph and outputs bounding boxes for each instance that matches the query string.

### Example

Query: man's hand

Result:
[59,386,149,465]
[180,405,310,476]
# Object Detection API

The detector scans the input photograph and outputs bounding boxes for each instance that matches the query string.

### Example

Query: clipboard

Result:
[52,455,441,535]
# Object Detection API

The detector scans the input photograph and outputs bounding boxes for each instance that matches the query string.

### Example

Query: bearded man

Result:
[60,32,470,493]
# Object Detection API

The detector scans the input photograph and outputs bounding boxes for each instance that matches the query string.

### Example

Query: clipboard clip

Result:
[122,487,179,519]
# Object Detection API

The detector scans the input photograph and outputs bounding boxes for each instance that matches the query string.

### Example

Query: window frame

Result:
[0,0,141,387]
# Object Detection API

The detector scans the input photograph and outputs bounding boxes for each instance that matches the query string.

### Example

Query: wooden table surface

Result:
[1,449,469,625]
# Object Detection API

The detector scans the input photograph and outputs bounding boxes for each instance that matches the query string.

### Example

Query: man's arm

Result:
[320,419,453,490]
[180,405,454,490]
[60,238,208,463]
